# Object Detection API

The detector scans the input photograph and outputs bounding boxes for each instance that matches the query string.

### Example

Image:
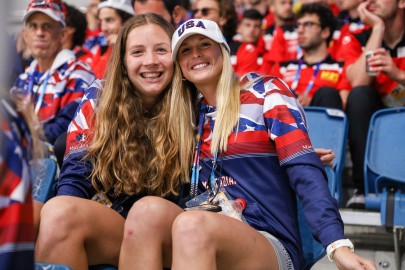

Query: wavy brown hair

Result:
[87,14,195,198]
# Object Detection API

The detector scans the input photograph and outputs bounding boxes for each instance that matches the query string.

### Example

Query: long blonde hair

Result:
[88,14,194,197]
[175,45,241,155]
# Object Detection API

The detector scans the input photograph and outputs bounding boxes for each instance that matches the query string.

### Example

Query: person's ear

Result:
[172,5,183,25]
[321,27,330,42]
[60,26,74,45]
[22,27,29,44]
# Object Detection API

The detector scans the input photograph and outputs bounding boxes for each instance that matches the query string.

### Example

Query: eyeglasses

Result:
[296,21,321,29]
[192,7,218,17]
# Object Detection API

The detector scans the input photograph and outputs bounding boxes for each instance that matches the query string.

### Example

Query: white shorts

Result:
[259,231,294,270]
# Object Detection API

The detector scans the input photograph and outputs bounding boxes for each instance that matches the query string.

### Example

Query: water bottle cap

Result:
[236,198,247,210]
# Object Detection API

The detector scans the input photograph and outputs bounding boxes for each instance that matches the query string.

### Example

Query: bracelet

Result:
[326,239,354,261]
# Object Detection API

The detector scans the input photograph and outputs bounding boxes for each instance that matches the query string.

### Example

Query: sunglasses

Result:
[28,0,66,13]
[192,7,218,17]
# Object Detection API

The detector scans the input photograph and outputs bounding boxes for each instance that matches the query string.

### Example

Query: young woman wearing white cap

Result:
[118,19,376,270]
[35,14,194,269]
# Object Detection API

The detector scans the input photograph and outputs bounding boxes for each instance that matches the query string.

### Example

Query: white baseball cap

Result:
[172,19,230,61]
[23,0,66,27]
[98,0,135,16]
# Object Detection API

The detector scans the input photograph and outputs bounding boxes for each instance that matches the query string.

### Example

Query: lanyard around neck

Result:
[291,59,321,95]
[190,103,219,199]
[29,71,50,115]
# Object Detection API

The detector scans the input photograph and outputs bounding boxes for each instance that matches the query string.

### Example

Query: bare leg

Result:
[35,196,125,270]
[172,211,280,270]
[119,196,183,270]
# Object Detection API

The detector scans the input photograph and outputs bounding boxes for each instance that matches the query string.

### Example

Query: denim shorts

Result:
[259,231,294,270]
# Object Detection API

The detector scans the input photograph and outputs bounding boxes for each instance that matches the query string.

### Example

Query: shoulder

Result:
[240,73,294,97]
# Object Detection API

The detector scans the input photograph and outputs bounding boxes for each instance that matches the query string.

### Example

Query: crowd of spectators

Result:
[1,0,404,269]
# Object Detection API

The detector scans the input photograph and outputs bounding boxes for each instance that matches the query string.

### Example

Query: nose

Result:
[143,51,158,65]
[191,47,203,58]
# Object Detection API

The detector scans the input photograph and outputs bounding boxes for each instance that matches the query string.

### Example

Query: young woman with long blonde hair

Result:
[118,19,376,270]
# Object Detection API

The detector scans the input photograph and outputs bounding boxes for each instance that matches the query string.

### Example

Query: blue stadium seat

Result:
[304,107,348,206]
[363,107,405,211]
[363,107,405,270]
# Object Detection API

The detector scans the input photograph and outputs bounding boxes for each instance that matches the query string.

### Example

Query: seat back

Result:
[30,158,58,203]
[364,107,405,210]
[304,107,348,206]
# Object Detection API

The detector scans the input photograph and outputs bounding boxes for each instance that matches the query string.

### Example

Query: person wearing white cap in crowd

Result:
[118,19,376,270]
[90,0,134,78]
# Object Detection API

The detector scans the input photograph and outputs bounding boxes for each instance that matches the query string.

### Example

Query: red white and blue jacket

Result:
[0,98,34,270]
[196,73,344,269]
[12,49,95,144]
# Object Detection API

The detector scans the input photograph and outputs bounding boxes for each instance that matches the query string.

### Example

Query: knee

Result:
[312,87,342,109]
[123,196,171,238]
[172,211,213,250]
[38,196,83,244]
[347,86,375,107]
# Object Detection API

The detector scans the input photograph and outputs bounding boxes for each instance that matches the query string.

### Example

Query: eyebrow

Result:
[127,42,170,48]
[180,36,210,47]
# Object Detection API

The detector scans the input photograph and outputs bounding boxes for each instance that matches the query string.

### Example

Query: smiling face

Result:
[177,34,223,90]
[125,23,173,108]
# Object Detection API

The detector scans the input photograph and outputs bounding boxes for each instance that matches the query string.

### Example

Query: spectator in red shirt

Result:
[329,0,366,61]
[342,0,405,208]
[229,9,265,76]
[273,2,349,109]
[263,0,295,52]
[261,0,299,73]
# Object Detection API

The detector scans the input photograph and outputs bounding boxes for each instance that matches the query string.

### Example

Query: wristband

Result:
[326,239,354,261]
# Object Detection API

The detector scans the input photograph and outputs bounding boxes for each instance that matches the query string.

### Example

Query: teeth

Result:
[142,72,161,78]
[192,63,208,70]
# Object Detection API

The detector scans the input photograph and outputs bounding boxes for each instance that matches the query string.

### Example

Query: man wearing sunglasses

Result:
[272,2,350,109]
[192,0,238,42]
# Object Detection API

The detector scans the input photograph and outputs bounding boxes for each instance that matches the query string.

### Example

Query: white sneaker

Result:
[346,192,365,209]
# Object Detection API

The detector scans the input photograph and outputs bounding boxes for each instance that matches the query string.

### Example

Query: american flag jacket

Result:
[12,49,95,144]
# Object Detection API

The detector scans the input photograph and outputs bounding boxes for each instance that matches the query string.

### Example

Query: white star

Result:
[245,124,255,131]
[14,145,23,158]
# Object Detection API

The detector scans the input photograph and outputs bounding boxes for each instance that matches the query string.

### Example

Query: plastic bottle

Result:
[221,198,247,222]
